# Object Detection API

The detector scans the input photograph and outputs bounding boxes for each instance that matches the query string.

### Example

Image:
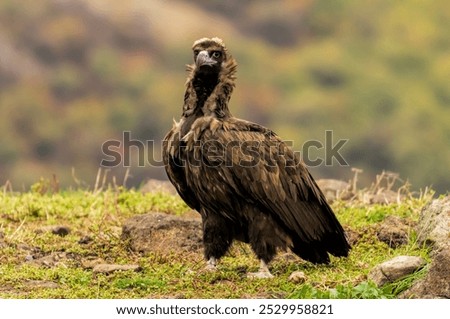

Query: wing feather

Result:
[193,119,349,255]
[164,116,349,260]
[163,124,201,211]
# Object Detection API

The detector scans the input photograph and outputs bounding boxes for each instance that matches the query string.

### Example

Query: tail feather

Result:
[291,228,350,264]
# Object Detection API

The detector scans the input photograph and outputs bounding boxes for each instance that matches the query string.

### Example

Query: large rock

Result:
[401,196,450,298]
[121,212,203,254]
[400,249,450,298]
[368,255,426,287]
[416,196,450,251]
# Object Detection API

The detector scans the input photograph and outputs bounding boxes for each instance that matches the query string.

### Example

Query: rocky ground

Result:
[1,178,447,298]
[128,179,450,298]
[400,197,450,298]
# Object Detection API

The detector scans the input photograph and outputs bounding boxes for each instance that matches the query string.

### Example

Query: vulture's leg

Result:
[247,259,274,279]
[202,213,232,271]
[247,214,280,278]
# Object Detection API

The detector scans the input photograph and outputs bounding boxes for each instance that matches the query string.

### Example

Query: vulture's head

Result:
[183,37,237,117]
[188,37,237,80]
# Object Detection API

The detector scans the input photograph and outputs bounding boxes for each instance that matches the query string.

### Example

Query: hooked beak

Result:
[196,50,216,67]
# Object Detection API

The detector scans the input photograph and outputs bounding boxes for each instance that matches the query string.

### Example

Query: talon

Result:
[205,257,217,271]
[205,264,217,271]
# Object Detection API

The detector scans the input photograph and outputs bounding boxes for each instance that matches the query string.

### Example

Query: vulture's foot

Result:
[247,260,274,279]
[205,257,217,271]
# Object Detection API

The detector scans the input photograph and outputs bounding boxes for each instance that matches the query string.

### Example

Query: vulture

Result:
[163,37,350,278]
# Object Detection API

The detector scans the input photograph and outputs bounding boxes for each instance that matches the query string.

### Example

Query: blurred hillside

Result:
[0,0,449,193]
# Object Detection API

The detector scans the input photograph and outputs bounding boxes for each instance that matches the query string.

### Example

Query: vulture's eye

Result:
[212,51,222,58]
[193,50,200,57]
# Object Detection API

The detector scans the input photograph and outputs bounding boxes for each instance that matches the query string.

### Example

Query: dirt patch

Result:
[376,215,413,248]
[121,212,203,255]
[343,226,361,246]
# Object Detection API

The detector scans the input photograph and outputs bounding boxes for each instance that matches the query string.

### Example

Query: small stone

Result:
[369,255,426,287]
[36,225,71,237]
[78,236,93,245]
[81,257,106,269]
[25,280,59,289]
[52,226,71,237]
[27,252,69,268]
[288,271,307,284]
[92,263,142,274]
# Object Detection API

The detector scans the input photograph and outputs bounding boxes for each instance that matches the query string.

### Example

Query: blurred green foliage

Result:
[0,0,449,192]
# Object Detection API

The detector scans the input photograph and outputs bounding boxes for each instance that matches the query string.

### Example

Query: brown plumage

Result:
[163,37,350,277]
